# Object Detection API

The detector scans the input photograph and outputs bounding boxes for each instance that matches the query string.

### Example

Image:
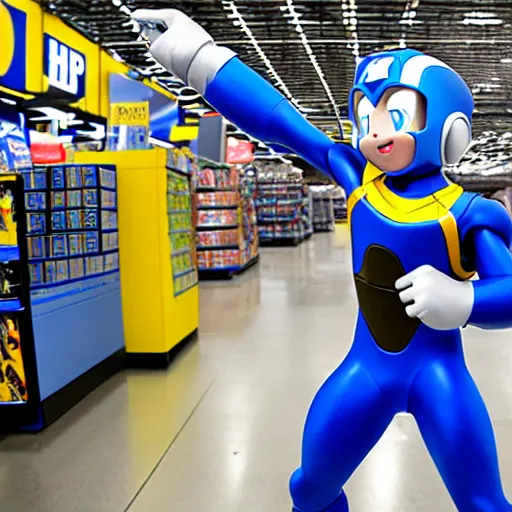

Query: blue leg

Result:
[409,359,512,511]
[290,357,395,512]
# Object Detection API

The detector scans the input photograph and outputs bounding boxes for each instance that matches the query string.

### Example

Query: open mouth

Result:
[378,140,394,155]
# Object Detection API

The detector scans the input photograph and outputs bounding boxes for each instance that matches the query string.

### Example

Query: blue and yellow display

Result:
[0,0,27,92]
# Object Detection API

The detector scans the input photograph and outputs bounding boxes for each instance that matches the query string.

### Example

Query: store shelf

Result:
[170,228,193,234]
[197,205,238,210]
[198,255,259,279]
[173,267,196,279]
[257,217,297,224]
[167,166,191,177]
[259,236,302,246]
[0,245,20,261]
[196,224,239,231]
[258,182,302,187]
[171,247,191,256]
[174,282,198,298]
[0,299,23,312]
[197,244,239,251]
[196,187,237,193]
[168,191,190,197]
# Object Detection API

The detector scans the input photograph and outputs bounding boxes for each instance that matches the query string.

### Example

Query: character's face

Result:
[355,87,426,173]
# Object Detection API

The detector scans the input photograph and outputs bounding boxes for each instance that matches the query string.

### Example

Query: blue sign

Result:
[0,0,27,91]
[44,34,86,98]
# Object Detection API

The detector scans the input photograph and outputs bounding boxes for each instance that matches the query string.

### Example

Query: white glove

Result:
[395,265,474,331]
[132,9,235,94]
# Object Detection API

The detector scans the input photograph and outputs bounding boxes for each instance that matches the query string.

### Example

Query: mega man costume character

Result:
[133,9,512,511]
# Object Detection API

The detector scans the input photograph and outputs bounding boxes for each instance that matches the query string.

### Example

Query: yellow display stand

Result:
[75,149,199,365]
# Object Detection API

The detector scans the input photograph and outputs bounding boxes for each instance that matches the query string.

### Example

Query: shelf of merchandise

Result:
[302,185,314,238]
[194,159,259,278]
[5,165,125,430]
[167,164,198,298]
[332,186,348,223]
[311,188,335,232]
[75,148,199,368]
[255,163,310,246]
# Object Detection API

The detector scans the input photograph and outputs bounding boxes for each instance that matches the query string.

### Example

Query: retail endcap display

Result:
[254,161,312,245]
[142,8,512,512]
[194,158,258,276]
[310,186,336,233]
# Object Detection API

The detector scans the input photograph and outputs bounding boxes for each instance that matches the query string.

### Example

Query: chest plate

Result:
[348,164,474,352]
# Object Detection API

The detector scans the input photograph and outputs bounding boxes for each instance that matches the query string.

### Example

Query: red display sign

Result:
[226,137,254,164]
[30,141,66,164]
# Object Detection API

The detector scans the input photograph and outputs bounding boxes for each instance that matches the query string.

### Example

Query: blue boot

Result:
[292,491,349,512]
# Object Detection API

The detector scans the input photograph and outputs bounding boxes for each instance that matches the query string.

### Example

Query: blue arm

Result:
[469,228,512,330]
[204,57,363,193]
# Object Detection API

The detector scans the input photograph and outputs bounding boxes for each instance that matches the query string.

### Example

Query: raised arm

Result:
[132,9,363,191]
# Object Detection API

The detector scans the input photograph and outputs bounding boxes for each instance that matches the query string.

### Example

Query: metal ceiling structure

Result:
[41,0,512,136]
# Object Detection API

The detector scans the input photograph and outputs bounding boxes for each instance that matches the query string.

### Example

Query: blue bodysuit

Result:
[202,51,512,512]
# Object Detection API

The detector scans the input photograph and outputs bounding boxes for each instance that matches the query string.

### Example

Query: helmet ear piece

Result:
[441,113,471,166]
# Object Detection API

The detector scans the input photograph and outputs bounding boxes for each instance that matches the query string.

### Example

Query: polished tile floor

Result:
[1,227,512,511]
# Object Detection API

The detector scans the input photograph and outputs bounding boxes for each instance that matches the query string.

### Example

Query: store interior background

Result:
[0,0,512,511]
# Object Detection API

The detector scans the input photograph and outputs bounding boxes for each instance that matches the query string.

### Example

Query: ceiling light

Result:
[112,0,122,6]
[399,19,423,25]
[501,58,512,63]
[465,11,496,18]
[224,2,297,106]
[462,18,503,26]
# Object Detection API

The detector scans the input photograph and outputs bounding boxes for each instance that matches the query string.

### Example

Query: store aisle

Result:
[1,227,512,512]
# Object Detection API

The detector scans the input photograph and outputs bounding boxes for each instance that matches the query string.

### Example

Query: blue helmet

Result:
[349,49,474,176]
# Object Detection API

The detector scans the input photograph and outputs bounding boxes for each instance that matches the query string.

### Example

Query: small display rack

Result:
[194,159,259,278]
[311,186,335,233]
[167,148,198,296]
[21,165,119,301]
[255,161,310,246]
[332,187,348,223]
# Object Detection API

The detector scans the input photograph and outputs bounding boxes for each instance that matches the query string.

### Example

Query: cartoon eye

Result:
[357,96,374,134]
[387,89,418,132]
[389,109,410,132]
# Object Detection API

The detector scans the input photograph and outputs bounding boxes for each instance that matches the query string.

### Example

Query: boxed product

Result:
[197,209,238,227]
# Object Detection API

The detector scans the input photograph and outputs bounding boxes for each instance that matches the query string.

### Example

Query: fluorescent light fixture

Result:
[0,98,16,106]
[223,1,299,108]
[399,19,423,25]
[465,11,496,18]
[462,18,503,26]
[501,58,512,63]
